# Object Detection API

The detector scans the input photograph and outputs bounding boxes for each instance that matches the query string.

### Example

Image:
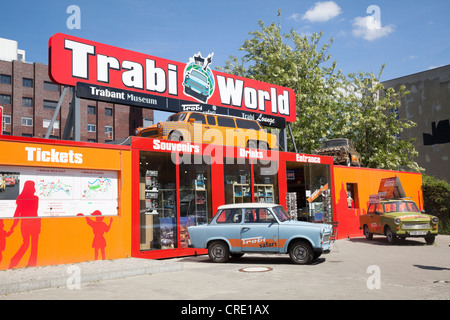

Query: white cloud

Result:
[352,15,394,41]
[302,1,342,22]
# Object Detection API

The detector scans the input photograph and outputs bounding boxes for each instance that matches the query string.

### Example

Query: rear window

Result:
[217,116,236,128]
[216,208,242,223]
[235,119,261,130]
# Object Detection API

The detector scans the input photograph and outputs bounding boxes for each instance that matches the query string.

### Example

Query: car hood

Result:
[386,213,432,222]
[281,220,333,232]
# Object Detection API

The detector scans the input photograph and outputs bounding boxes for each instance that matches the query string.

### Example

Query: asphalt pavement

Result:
[0,235,449,301]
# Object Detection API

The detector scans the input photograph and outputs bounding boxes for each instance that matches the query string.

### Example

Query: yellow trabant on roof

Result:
[136,112,278,150]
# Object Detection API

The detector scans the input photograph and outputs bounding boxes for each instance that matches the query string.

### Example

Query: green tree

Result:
[345,67,422,171]
[220,12,422,172]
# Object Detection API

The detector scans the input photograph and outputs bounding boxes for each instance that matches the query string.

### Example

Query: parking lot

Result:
[1,235,449,301]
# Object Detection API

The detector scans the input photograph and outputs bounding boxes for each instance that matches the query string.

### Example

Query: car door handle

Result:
[241,227,250,231]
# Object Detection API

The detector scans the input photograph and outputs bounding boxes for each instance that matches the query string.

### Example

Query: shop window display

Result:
[224,158,251,204]
[253,160,279,204]
[286,162,332,222]
[139,151,177,251]
[179,155,212,248]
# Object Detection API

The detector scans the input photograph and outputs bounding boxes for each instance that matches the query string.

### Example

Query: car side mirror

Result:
[421,209,426,214]
[188,118,195,124]
[375,211,382,215]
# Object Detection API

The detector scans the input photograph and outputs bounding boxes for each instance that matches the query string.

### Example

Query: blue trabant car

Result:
[188,203,333,264]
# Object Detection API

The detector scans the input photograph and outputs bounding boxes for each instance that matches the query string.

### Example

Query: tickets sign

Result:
[48,33,296,125]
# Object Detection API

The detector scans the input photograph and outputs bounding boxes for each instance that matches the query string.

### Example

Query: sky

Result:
[1,0,449,122]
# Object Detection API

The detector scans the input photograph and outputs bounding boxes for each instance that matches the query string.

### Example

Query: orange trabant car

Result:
[136,112,278,150]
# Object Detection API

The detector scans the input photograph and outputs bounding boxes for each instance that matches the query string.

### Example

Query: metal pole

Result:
[45,86,67,139]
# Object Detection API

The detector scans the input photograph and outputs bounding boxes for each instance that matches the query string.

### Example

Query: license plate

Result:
[410,231,427,236]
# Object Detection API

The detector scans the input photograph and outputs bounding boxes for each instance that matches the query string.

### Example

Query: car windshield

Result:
[272,206,291,222]
[167,113,186,122]
[190,70,207,84]
[383,201,420,213]
[321,139,347,148]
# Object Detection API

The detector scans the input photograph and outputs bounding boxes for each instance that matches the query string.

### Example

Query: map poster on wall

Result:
[0,165,118,218]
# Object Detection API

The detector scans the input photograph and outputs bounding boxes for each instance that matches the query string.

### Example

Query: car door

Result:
[366,204,379,234]
[240,208,279,252]
[187,113,207,144]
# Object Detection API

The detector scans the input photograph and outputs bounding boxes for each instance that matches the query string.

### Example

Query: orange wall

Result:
[0,137,132,270]
[332,166,423,239]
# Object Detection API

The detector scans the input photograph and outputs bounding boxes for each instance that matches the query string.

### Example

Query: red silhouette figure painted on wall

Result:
[78,210,112,260]
[0,220,11,263]
[8,180,41,269]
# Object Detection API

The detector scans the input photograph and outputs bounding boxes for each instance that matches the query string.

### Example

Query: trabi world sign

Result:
[48,33,296,125]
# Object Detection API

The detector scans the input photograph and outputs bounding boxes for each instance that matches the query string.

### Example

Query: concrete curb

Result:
[0,258,183,295]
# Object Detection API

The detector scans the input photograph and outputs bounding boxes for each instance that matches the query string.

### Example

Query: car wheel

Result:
[208,241,230,263]
[258,142,269,150]
[289,240,313,265]
[425,236,435,245]
[363,225,373,240]
[385,226,397,244]
[247,140,258,149]
[169,131,184,142]
[346,154,351,166]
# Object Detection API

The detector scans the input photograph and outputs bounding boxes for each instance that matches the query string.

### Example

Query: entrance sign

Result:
[49,33,296,125]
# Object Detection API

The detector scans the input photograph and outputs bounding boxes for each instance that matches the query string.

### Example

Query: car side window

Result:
[235,119,261,130]
[216,208,242,223]
[375,204,383,214]
[245,209,276,223]
[217,116,236,128]
[368,204,376,214]
[189,113,206,124]
[207,115,216,126]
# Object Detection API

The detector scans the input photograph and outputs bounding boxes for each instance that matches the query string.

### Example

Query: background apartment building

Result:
[0,37,154,143]
[383,65,450,182]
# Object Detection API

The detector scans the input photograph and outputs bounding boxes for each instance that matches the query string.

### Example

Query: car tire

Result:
[169,131,184,142]
[363,225,373,240]
[288,240,313,265]
[385,226,397,244]
[208,241,230,263]
[425,236,435,245]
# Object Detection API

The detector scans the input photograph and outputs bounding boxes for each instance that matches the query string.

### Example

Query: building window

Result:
[22,97,33,107]
[43,99,58,110]
[0,74,11,84]
[143,118,153,127]
[87,105,96,115]
[21,117,33,127]
[3,114,11,125]
[346,183,359,209]
[87,139,97,143]
[43,119,59,129]
[23,78,33,87]
[105,107,113,117]
[87,124,96,132]
[0,94,11,105]
[43,81,59,92]
[105,126,113,135]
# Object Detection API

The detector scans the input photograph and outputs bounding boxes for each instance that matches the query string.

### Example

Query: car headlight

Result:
[431,217,439,225]
[394,218,401,225]
[157,123,162,129]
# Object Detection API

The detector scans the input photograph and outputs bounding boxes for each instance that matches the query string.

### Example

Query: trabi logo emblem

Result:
[183,52,215,103]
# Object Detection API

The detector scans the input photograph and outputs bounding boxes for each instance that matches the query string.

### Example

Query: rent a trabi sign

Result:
[48,33,296,127]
